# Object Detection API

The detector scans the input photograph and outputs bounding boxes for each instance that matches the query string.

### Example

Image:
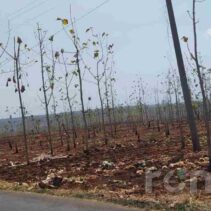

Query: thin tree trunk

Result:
[105,73,113,137]
[97,79,107,144]
[175,88,185,149]
[37,27,53,155]
[192,0,211,168]
[62,53,77,143]
[76,49,89,150]
[14,38,29,164]
[110,82,117,134]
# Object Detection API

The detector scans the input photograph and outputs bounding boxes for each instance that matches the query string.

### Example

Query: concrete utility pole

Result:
[166,0,200,151]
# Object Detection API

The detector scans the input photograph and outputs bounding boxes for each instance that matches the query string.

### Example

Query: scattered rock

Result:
[9,161,16,167]
[33,153,52,162]
[39,172,63,189]
[169,161,184,169]
[162,165,168,170]
[136,169,144,175]
[145,166,158,174]
[101,160,114,169]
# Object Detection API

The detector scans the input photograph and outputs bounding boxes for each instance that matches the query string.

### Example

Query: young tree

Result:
[60,49,77,147]
[1,37,30,164]
[185,0,211,169]
[85,29,114,144]
[37,25,54,155]
[169,68,185,148]
[58,15,89,151]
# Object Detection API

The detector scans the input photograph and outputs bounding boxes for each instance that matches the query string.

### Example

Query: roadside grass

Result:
[0,179,209,210]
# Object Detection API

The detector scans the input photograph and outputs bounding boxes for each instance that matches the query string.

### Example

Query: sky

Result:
[0,0,211,118]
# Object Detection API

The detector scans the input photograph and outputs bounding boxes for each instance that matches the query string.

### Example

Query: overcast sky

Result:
[0,0,211,118]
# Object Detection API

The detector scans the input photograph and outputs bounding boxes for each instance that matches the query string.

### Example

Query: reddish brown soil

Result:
[0,121,211,207]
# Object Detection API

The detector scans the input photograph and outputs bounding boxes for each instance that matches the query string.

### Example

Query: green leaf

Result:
[69,29,74,34]
[94,50,99,58]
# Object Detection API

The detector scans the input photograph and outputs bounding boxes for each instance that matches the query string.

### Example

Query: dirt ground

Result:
[0,122,211,210]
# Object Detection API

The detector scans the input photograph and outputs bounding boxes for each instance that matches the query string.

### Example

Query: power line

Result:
[76,0,110,22]
[8,0,45,19]
[41,0,111,38]
[9,0,51,21]
[8,6,57,34]
[3,0,52,35]
[0,0,111,72]
[33,0,111,47]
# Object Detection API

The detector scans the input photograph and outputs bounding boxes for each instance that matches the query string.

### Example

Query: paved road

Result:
[0,192,139,211]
